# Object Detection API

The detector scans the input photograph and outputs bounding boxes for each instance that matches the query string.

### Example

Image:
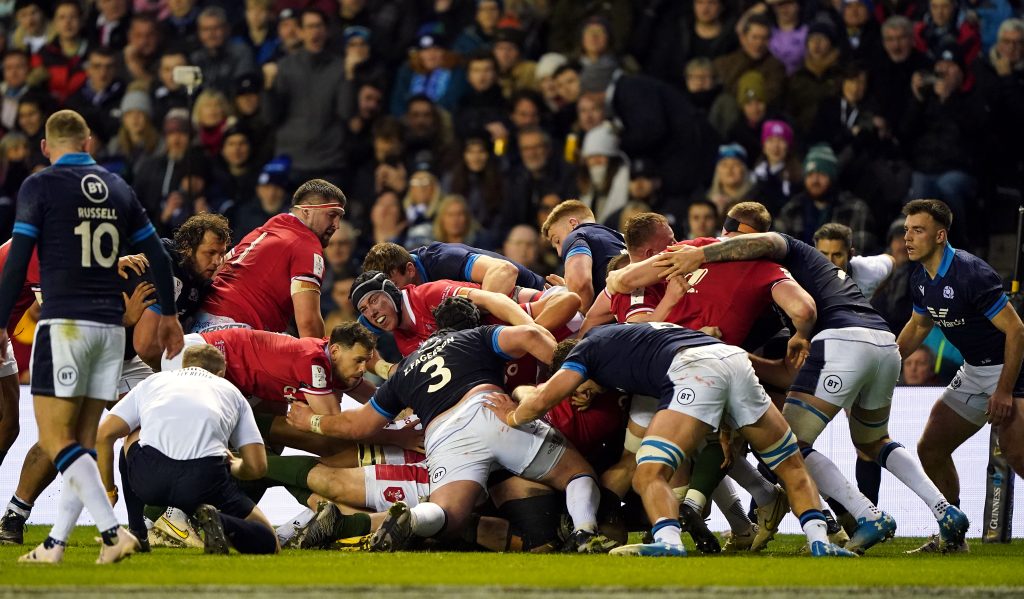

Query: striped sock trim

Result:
[799,509,826,527]
[651,518,682,535]
[568,473,596,485]
[877,441,903,469]
[800,446,816,459]
[53,443,88,473]
[10,496,32,511]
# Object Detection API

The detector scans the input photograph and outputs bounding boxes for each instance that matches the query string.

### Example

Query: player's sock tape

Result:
[636,436,686,473]
[756,429,799,470]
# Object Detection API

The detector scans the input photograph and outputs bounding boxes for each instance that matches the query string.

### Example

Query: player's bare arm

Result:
[579,291,615,335]
[489,368,585,426]
[229,443,268,480]
[563,253,595,311]
[470,255,520,297]
[96,414,132,501]
[302,391,342,415]
[287,400,390,440]
[987,304,1024,424]
[896,311,935,359]
[494,323,558,365]
[771,279,818,368]
[654,233,789,280]
[458,288,532,327]
[292,285,326,338]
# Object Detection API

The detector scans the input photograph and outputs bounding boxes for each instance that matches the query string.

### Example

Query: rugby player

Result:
[490,322,854,557]
[363,241,546,301]
[0,241,39,472]
[193,179,346,337]
[897,199,1024,553]
[0,110,183,563]
[541,200,626,311]
[287,297,618,553]
[629,204,969,554]
[96,345,278,555]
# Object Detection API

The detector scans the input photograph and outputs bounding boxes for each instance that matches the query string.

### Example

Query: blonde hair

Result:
[402,170,442,219]
[191,89,234,127]
[540,199,594,238]
[181,344,226,375]
[727,201,772,232]
[45,110,90,148]
[432,194,480,243]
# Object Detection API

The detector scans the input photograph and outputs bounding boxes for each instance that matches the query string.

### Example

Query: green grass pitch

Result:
[2,526,1023,595]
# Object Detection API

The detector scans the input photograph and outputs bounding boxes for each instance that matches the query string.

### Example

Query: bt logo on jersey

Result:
[80,174,109,203]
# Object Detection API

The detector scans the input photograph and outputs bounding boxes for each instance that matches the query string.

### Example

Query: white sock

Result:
[652,518,683,545]
[712,479,753,534]
[63,452,119,535]
[8,495,33,518]
[275,507,317,544]
[565,475,599,533]
[682,489,707,515]
[801,514,829,545]
[729,459,777,506]
[879,444,949,520]
[409,502,446,537]
[803,450,880,522]
[49,480,84,543]
[144,517,155,531]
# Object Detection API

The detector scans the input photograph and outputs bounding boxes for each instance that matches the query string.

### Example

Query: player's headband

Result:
[296,202,345,213]
[722,216,759,235]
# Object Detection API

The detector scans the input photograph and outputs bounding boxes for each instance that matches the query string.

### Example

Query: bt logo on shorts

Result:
[823,375,843,393]
[430,467,446,483]
[57,366,78,386]
[675,388,695,405]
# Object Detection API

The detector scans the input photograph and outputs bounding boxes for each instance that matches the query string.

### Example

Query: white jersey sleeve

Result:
[109,379,146,430]
[229,390,264,448]
[849,254,894,298]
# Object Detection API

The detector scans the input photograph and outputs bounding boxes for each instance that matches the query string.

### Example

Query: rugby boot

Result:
[96,527,140,564]
[610,541,687,557]
[0,509,26,544]
[679,503,721,554]
[751,486,789,551]
[563,529,620,554]
[194,504,230,555]
[809,540,858,557]
[369,501,413,552]
[845,511,897,554]
[937,505,969,549]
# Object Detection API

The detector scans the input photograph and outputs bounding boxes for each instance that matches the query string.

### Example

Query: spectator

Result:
[366,117,408,198]
[324,276,358,331]
[686,198,719,239]
[493,26,537,100]
[702,143,754,215]
[724,70,772,160]
[871,218,914,332]
[191,88,236,158]
[364,189,409,251]
[502,224,544,274]
[713,14,787,109]
[11,1,52,54]
[152,50,190,125]
[432,194,496,249]
[872,16,930,128]
[161,0,200,47]
[786,20,842,135]
[65,46,125,143]
[840,0,881,63]
[400,95,455,170]
[133,108,190,222]
[775,143,877,251]
[901,41,984,246]
[0,132,31,241]
[452,0,502,57]
[190,6,256,95]
[914,0,981,67]
[684,0,738,63]
[901,347,940,385]
[501,125,575,231]
[236,0,280,67]
[769,0,808,75]
[324,221,360,283]
[87,0,130,50]
[575,92,604,137]
[443,136,505,228]
[0,50,35,132]
[403,167,442,248]
[752,119,802,215]
[104,88,162,180]
[550,61,581,137]
[271,8,302,63]
[331,0,418,71]
[342,26,387,91]
[547,0,633,57]
[454,50,508,142]
[233,74,273,167]
[508,89,545,136]
[269,8,353,185]
[30,0,89,104]
[684,58,724,120]
[121,15,162,86]
[577,122,630,226]
[343,82,386,226]
[390,24,466,116]
[576,15,636,73]
[973,19,1024,201]
[15,94,47,169]
[160,150,212,234]
[810,62,884,152]
[534,52,567,112]
[625,158,675,231]
[209,126,257,212]
[965,0,1014,53]
[228,156,290,243]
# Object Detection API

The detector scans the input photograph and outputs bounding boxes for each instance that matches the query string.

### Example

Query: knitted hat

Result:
[761,120,794,146]
[581,122,620,158]
[120,90,152,118]
[163,107,190,134]
[736,70,766,104]
[257,156,291,189]
[718,143,748,163]
[807,20,839,46]
[344,26,371,44]
[803,143,839,179]
[535,53,568,80]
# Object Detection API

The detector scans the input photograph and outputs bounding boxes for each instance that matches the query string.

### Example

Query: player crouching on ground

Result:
[97,345,278,555]
[488,322,856,557]
[288,297,619,553]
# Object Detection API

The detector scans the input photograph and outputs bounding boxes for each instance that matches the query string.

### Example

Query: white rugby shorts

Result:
[790,327,900,411]
[30,319,124,401]
[362,464,430,511]
[118,355,155,395]
[665,343,771,430]
[942,363,1010,427]
[0,338,17,378]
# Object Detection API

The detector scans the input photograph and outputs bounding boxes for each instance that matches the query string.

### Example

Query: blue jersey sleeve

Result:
[12,175,44,238]
[124,187,156,246]
[564,232,593,260]
[968,264,1009,320]
[418,242,472,282]
[368,379,402,421]
[559,338,592,378]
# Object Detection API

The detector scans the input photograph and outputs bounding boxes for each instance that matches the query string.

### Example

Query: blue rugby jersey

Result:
[411,242,546,291]
[560,223,626,295]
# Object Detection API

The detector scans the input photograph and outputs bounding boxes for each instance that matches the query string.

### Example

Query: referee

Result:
[97,345,278,555]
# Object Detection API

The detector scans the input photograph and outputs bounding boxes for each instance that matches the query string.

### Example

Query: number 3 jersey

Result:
[202,213,325,332]
[14,154,156,325]
[910,243,1011,367]
[370,325,509,427]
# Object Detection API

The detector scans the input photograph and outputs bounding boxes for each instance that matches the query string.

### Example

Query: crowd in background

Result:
[0,0,1017,381]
